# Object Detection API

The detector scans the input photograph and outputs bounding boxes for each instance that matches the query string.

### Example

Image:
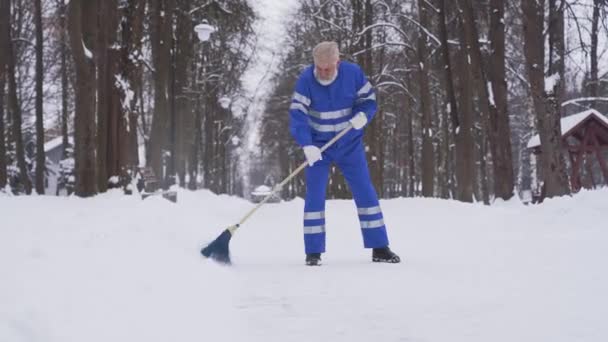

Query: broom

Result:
[201,125,353,264]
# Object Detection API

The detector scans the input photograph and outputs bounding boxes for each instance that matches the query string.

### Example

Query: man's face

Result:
[315,58,339,81]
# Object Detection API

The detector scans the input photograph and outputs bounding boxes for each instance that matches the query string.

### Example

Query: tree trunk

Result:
[34,0,45,194]
[5,0,32,194]
[95,0,109,191]
[174,0,193,187]
[545,0,570,197]
[120,0,145,170]
[587,0,601,108]
[68,0,98,197]
[96,0,121,192]
[418,0,435,197]
[59,0,70,159]
[407,79,415,197]
[188,97,202,190]
[476,124,490,204]
[148,0,174,182]
[455,17,475,202]
[0,77,6,189]
[489,0,514,200]
[0,0,8,189]
[353,0,382,197]
[437,0,459,199]
[459,0,502,203]
[522,0,569,198]
[203,94,213,190]
[438,0,459,132]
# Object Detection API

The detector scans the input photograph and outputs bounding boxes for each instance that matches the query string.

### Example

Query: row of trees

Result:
[256,0,608,203]
[0,0,255,197]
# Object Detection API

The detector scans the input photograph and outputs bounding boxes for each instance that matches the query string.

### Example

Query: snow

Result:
[115,75,135,109]
[82,40,93,59]
[562,97,608,107]
[487,81,495,106]
[43,136,70,152]
[545,73,560,94]
[250,185,278,198]
[527,109,608,148]
[2,189,608,341]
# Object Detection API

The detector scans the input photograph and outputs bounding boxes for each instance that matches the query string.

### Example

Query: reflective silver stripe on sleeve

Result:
[355,93,376,104]
[293,92,311,106]
[308,108,352,120]
[357,206,382,215]
[308,120,350,133]
[304,225,325,234]
[290,102,308,114]
[357,81,372,96]
[304,211,325,220]
[360,219,385,229]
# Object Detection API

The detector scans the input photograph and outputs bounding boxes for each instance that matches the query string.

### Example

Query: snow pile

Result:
[1,188,607,342]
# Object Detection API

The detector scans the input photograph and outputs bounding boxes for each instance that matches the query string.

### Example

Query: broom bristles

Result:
[201,229,233,265]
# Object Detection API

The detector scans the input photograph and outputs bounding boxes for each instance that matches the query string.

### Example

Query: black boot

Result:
[305,253,322,266]
[372,247,401,263]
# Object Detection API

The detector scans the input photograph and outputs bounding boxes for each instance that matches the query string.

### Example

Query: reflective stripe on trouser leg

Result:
[336,142,389,248]
[303,158,330,254]
[357,207,388,248]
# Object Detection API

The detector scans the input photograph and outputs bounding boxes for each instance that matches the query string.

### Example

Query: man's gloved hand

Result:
[349,112,368,130]
[303,145,322,166]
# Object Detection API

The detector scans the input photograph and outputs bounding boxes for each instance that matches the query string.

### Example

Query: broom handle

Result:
[229,125,353,234]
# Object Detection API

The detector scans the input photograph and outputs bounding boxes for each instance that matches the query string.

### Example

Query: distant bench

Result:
[137,167,177,203]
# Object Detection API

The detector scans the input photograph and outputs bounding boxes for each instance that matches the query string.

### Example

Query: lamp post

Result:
[169,30,176,188]
[169,21,216,188]
[191,21,215,189]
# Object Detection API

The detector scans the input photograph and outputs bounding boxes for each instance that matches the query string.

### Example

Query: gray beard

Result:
[314,68,338,86]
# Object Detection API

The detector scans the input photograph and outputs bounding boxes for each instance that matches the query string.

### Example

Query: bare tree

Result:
[436,0,459,199]
[489,0,514,200]
[521,0,569,198]
[586,0,602,108]
[96,0,122,192]
[119,0,145,171]
[450,5,475,202]
[34,0,45,194]
[5,0,32,194]
[544,0,570,196]
[417,0,435,197]
[0,77,5,190]
[0,0,8,189]
[148,0,174,182]
[56,0,70,159]
[68,0,98,196]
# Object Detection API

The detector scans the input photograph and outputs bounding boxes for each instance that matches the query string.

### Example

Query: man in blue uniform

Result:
[289,41,401,266]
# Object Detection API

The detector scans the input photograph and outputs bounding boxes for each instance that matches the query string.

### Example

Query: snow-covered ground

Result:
[1,189,607,342]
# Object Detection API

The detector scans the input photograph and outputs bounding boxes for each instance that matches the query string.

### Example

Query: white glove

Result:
[349,112,368,130]
[303,145,322,166]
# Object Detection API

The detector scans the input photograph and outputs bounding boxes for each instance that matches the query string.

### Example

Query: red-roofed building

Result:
[528,109,608,194]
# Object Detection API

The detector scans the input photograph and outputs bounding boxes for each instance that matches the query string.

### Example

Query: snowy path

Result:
[2,190,607,341]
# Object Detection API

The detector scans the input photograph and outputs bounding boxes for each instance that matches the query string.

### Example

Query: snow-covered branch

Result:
[561,97,608,107]
[351,41,415,57]
[363,17,440,46]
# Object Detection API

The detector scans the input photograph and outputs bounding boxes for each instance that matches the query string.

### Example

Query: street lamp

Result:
[168,21,217,188]
[194,22,216,42]
[188,21,216,189]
